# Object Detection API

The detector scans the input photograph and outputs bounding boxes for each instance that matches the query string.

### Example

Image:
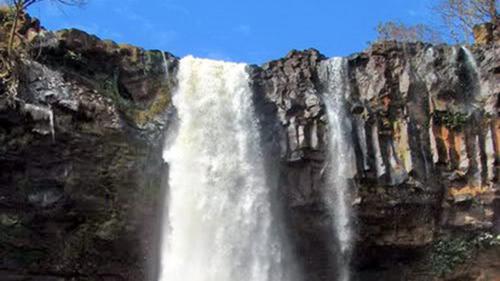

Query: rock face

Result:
[252,42,499,281]
[250,40,499,280]
[251,50,339,281]
[0,28,177,280]
[0,20,499,281]
[474,16,500,45]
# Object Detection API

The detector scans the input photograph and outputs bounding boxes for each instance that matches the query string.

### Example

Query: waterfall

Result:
[24,103,55,142]
[319,57,355,281]
[459,46,483,185]
[460,46,482,103]
[461,46,478,74]
[159,56,291,281]
[161,52,170,81]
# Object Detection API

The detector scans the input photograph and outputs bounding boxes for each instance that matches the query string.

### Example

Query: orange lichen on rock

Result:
[434,125,451,164]
[452,131,469,172]
[449,185,491,198]
[493,118,500,161]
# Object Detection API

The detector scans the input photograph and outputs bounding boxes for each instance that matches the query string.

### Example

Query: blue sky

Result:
[27,0,436,64]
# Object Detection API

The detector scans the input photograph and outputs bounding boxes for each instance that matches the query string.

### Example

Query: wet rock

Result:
[27,187,63,208]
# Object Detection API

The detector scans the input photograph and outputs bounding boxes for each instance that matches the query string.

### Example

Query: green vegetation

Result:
[430,232,500,276]
[133,86,171,126]
[433,111,469,130]
[95,71,171,127]
[57,48,172,127]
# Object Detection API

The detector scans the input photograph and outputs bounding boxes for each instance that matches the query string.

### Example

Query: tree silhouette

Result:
[435,0,498,42]
[376,21,442,43]
[6,0,87,54]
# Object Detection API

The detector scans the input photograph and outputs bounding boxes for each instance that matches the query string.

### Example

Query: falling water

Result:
[461,46,479,74]
[24,103,55,142]
[48,106,55,142]
[460,46,485,186]
[161,52,170,81]
[319,57,355,281]
[461,46,486,103]
[159,56,290,281]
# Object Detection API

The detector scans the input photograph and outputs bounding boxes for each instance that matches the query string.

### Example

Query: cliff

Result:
[0,14,498,281]
[252,43,499,280]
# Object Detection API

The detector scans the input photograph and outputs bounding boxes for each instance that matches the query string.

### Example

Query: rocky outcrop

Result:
[473,16,499,45]
[251,41,499,280]
[0,15,498,281]
[349,42,498,280]
[0,28,177,280]
[251,49,339,281]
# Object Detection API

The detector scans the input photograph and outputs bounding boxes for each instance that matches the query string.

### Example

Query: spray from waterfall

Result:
[319,57,355,281]
[159,56,293,281]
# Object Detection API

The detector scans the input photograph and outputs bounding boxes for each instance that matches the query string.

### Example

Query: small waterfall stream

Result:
[319,57,355,281]
[159,56,291,281]
[460,46,482,104]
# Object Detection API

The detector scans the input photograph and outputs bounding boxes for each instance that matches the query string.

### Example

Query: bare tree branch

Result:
[5,0,87,54]
[434,0,498,43]
[376,21,442,44]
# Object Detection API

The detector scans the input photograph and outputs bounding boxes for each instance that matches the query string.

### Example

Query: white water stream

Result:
[159,56,290,281]
[319,57,355,281]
